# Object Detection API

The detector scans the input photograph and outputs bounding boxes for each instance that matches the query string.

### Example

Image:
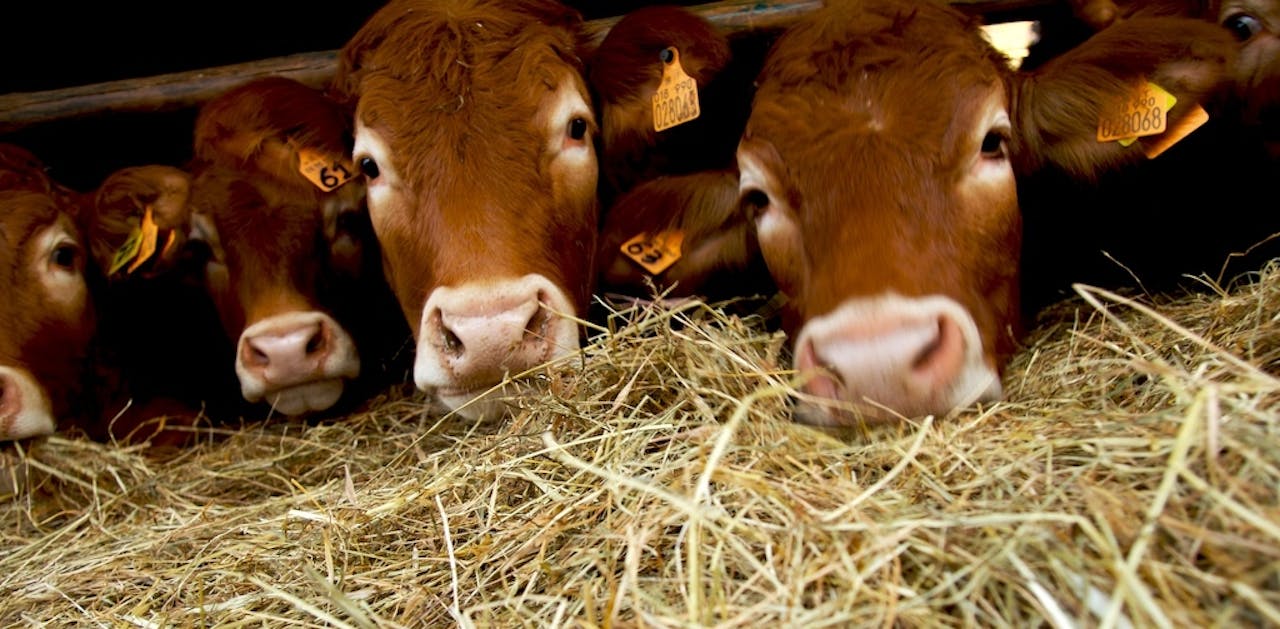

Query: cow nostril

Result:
[525,303,549,340]
[248,344,271,367]
[911,317,947,371]
[441,326,464,356]
[304,328,325,356]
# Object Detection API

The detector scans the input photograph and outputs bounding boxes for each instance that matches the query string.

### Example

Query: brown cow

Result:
[0,146,232,443]
[736,0,1234,424]
[589,5,736,201]
[334,0,599,417]
[184,77,408,416]
[594,170,772,304]
[0,146,93,438]
[589,6,773,303]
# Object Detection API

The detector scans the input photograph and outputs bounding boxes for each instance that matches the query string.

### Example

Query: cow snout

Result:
[235,312,360,415]
[0,367,56,440]
[415,274,580,417]
[792,294,1002,424]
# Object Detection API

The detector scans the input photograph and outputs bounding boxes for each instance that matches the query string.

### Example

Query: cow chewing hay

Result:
[0,260,1278,626]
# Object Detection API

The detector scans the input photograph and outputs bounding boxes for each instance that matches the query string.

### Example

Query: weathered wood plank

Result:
[0,0,1056,134]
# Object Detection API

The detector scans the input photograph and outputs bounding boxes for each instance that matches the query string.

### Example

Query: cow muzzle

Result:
[235,311,361,415]
[791,293,1002,425]
[414,274,580,418]
[0,366,56,440]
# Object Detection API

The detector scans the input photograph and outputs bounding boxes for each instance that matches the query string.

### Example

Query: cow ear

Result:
[1011,16,1235,181]
[1070,0,1121,30]
[596,170,750,298]
[89,166,195,277]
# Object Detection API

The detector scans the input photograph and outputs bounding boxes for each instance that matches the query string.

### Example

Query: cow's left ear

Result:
[596,170,755,299]
[1010,16,1235,181]
[88,165,194,278]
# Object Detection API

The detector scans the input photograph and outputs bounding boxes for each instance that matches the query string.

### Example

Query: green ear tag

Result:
[107,225,144,276]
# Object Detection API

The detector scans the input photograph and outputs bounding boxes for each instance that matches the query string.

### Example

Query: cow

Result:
[733,0,1235,424]
[0,145,231,443]
[0,146,95,439]
[588,5,774,304]
[182,77,409,416]
[333,0,600,418]
[588,4,737,202]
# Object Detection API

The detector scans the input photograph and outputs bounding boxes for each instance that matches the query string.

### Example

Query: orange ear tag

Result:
[159,228,179,258]
[652,47,700,132]
[297,147,356,192]
[126,207,161,274]
[1098,81,1176,143]
[1140,104,1209,159]
[621,229,684,275]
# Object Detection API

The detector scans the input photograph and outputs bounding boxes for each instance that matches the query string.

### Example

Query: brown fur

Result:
[589,5,735,199]
[0,146,230,444]
[596,170,771,301]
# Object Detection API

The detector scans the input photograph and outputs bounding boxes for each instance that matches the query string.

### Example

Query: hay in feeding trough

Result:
[1,260,1278,627]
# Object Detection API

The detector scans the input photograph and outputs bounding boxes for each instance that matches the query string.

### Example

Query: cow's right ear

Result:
[1011,16,1235,181]
[89,165,195,278]
[596,169,753,298]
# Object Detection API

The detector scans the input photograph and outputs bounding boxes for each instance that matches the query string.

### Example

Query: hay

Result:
[2,261,1279,627]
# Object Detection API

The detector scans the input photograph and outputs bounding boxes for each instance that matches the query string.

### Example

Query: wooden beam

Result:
[0,0,1056,135]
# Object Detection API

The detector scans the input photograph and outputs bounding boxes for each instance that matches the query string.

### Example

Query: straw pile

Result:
[1,261,1278,627]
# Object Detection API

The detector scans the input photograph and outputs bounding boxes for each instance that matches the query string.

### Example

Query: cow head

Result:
[738,0,1233,424]
[0,146,92,438]
[335,0,598,417]
[184,77,382,415]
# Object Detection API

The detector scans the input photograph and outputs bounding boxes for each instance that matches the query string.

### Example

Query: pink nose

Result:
[792,295,1001,423]
[424,287,556,385]
[240,320,331,386]
[0,367,56,439]
[0,373,24,427]
[414,274,582,406]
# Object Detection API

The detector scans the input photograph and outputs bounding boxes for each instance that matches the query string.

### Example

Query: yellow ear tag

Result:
[107,225,144,276]
[621,229,684,275]
[1098,81,1176,143]
[297,147,355,192]
[125,207,161,274]
[652,47,700,132]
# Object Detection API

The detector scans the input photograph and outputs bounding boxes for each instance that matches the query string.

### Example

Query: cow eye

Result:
[568,117,589,141]
[741,188,772,218]
[358,156,380,179]
[980,130,1008,159]
[51,243,79,270]
[1223,13,1263,41]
